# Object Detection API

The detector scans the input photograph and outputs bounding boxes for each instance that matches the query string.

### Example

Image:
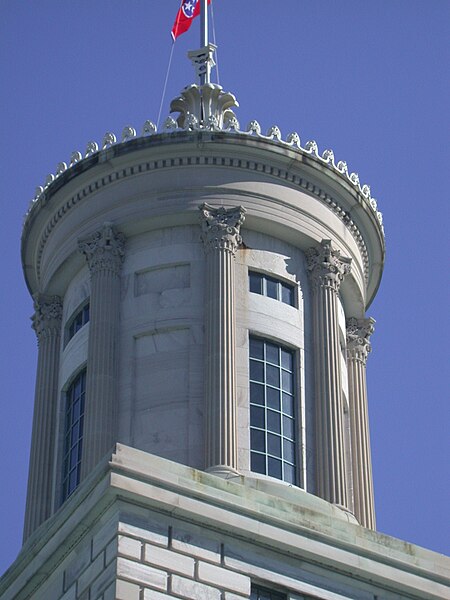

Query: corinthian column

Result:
[78,223,125,478]
[306,240,351,508]
[23,294,62,541]
[346,317,376,529]
[200,203,246,475]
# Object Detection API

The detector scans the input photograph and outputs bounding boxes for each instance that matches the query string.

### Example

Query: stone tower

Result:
[1,15,448,600]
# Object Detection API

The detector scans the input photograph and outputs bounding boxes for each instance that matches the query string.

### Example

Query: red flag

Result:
[171,0,211,40]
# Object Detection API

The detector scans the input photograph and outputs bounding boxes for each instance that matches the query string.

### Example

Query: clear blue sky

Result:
[1,0,449,575]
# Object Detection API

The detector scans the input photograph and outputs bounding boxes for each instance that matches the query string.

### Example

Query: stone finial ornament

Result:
[85,141,99,157]
[121,126,136,142]
[199,203,246,255]
[306,239,352,293]
[170,83,239,130]
[56,162,67,176]
[246,120,261,136]
[142,120,157,136]
[286,132,301,147]
[70,151,82,165]
[102,132,117,149]
[346,317,375,364]
[78,222,125,276]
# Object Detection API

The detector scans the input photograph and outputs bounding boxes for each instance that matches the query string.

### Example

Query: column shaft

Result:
[79,223,125,477]
[347,317,376,529]
[200,203,245,475]
[23,295,62,541]
[307,240,351,508]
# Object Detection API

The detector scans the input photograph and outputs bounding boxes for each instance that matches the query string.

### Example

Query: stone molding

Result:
[26,122,383,235]
[199,203,246,255]
[306,239,352,293]
[346,317,375,365]
[31,294,63,342]
[29,149,371,286]
[78,222,125,276]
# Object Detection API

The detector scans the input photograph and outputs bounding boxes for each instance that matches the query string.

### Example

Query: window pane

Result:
[250,382,264,405]
[251,452,266,474]
[283,439,295,463]
[268,457,282,479]
[283,415,294,439]
[281,370,293,393]
[250,360,264,382]
[251,428,266,452]
[250,405,265,429]
[249,271,263,294]
[267,409,281,434]
[267,433,281,457]
[281,283,294,306]
[266,343,279,365]
[281,349,292,371]
[249,337,264,359]
[282,393,294,416]
[284,463,296,484]
[266,364,279,388]
[266,277,278,299]
[267,387,280,410]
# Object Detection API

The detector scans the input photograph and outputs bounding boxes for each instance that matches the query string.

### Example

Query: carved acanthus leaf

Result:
[32,294,63,342]
[78,222,125,275]
[199,203,246,255]
[346,317,375,364]
[306,239,351,293]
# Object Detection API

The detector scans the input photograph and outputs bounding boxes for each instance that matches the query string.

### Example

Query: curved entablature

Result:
[24,96,384,238]
[21,131,384,309]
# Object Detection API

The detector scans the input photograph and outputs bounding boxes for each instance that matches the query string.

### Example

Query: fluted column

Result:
[23,294,62,541]
[78,222,125,478]
[306,240,352,508]
[346,317,376,529]
[200,203,246,475]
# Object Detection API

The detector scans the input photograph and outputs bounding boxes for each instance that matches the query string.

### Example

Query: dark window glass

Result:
[250,585,287,600]
[249,337,297,485]
[248,271,295,307]
[249,271,263,294]
[251,452,265,474]
[62,370,86,502]
[67,303,90,344]
[266,277,278,299]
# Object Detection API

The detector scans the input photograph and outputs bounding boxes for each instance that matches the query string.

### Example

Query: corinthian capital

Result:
[346,317,375,364]
[199,203,246,254]
[32,294,63,342]
[78,222,125,275]
[306,239,351,293]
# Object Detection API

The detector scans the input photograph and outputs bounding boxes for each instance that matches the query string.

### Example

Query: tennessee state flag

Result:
[171,0,211,40]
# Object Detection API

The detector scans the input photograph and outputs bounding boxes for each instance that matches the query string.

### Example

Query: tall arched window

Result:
[249,337,296,484]
[62,370,86,501]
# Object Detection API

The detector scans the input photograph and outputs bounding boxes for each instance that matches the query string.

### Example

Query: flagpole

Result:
[200,0,209,85]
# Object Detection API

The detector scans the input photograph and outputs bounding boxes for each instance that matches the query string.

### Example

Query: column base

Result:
[332,503,359,525]
[205,465,242,480]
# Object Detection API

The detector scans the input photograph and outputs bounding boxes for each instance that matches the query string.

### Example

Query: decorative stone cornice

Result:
[346,317,375,364]
[306,240,352,293]
[78,222,125,276]
[199,203,246,255]
[31,294,62,342]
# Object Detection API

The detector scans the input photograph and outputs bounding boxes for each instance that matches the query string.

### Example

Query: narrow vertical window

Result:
[249,337,296,484]
[62,370,86,501]
[66,302,90,344]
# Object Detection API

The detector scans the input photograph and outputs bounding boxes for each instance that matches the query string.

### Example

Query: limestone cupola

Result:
[21,52,384,544]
